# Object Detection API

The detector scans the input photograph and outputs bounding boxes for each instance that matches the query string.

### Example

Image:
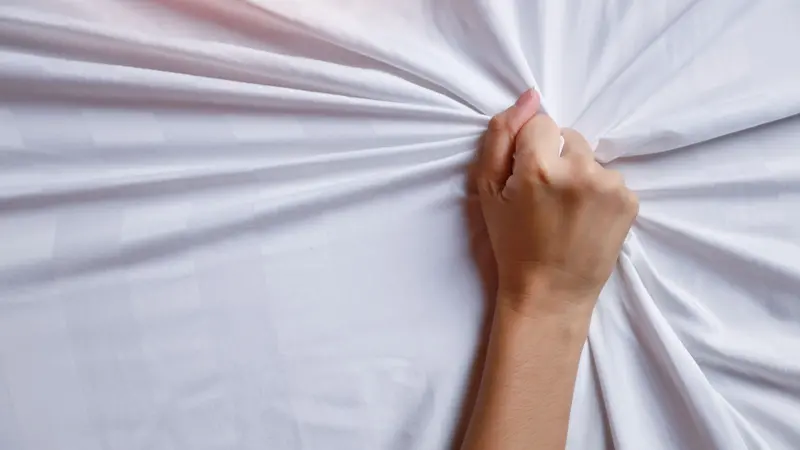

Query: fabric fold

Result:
[2,1,800,449]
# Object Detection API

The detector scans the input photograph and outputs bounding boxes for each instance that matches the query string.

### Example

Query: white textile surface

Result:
[2,1,800,449]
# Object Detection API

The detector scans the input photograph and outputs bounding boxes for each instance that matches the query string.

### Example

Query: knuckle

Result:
[593,177,614,195]
[561,127,592,151]
[536,164,555,185]
[571,161,600,190]
[605,173,639,215]
[488,115,511,135]
[524,114,559,140]
[607,170,625,186]
[601,170,626,195]
[537,115,561,137]
[625,190,640,214]
[561,175,590,198]
[561,127,584,144]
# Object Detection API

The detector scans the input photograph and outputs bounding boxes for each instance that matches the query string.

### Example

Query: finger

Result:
[603,169,626,187]
[626,190,640,219]
[477,89,541,197]
[560,128,594,163]
[513,112,562,174]
[604,170,639,217]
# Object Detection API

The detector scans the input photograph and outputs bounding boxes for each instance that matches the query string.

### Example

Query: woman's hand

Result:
[462,89,640,450]
[476,89,639,317]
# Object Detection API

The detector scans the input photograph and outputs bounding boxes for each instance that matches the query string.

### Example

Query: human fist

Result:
[476,89,638,317]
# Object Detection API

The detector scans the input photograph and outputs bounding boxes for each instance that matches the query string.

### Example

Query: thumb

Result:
[476,89,540,199]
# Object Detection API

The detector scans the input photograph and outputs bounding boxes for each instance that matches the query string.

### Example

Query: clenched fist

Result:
[476,89,639,317]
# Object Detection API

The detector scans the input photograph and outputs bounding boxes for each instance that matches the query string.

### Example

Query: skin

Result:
[461,89,639,450]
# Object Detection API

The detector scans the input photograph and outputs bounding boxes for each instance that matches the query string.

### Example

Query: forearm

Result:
[465,88,635,449]
[461,293,592,450]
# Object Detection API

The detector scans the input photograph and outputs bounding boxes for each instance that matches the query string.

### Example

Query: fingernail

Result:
[515,88,535,108]
[504,89,541,130]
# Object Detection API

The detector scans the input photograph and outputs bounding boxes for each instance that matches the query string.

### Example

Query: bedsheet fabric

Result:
[2,1,800,449]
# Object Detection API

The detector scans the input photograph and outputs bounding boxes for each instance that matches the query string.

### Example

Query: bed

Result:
[1,1,800,449]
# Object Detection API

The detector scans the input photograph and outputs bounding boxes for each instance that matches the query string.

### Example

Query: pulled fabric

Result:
[1,1,800,449]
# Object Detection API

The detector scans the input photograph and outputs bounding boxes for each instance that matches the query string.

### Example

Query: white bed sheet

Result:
[1,1,800,449]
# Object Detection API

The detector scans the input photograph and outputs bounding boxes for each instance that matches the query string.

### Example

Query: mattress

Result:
[1,1,800,449]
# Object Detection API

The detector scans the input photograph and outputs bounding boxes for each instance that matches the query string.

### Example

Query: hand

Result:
[476,89,639,317]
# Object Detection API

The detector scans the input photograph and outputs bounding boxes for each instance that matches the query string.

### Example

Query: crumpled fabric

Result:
[1,1,800,449]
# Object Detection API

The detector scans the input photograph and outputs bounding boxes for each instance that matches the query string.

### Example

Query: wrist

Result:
[492,293,592,356]
[496,271,598,321]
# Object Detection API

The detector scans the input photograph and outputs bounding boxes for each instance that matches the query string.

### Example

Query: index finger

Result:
[476,89,541,197]
[514,112,562,166]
